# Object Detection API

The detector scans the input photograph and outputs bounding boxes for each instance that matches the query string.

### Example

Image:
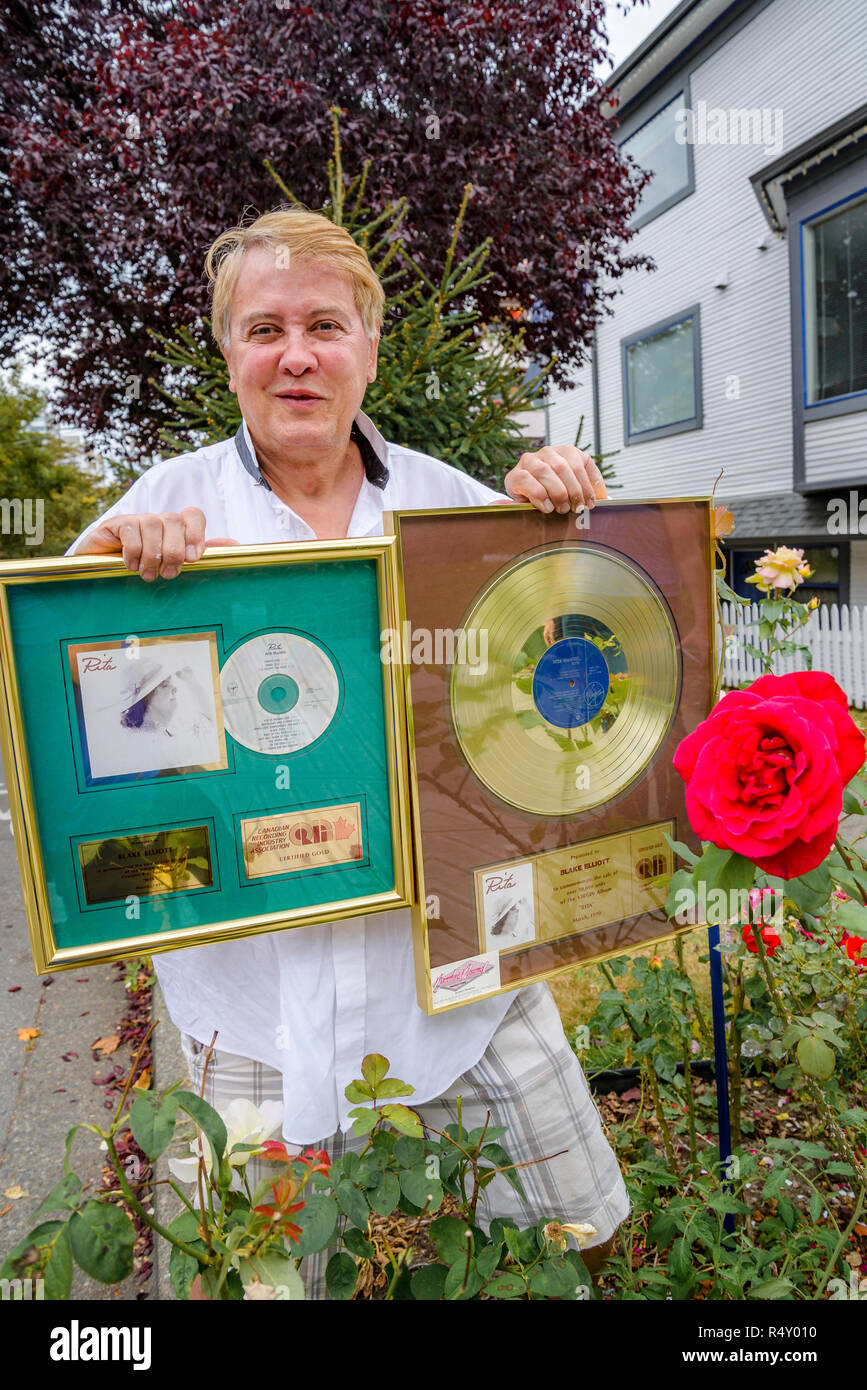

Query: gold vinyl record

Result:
[450,544,680,816]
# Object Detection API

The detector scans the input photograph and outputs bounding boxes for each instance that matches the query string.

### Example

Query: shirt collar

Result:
[235,411,390,492]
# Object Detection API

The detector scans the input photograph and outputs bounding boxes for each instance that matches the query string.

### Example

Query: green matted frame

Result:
[0,539,414,973]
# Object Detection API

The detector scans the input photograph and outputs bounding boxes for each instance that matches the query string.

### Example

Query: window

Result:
[729,545,841,608]
[802,189,867,405]
[621,90,693,227]
[621,306,702,443]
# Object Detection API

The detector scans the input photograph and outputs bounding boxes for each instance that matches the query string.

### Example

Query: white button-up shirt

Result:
[71,411,517,1141]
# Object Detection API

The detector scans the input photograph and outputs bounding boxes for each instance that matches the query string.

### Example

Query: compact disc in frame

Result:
[220,632,340,755]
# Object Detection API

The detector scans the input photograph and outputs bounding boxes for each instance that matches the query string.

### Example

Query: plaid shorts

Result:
[180,981,630,1299]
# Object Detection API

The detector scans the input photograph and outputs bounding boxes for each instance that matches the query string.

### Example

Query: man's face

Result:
[221,246,379,465]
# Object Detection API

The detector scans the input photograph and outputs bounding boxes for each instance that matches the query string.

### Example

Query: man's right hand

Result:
[74,508,238,582]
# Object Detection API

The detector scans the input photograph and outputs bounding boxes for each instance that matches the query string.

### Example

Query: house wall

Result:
[547,0,866,504]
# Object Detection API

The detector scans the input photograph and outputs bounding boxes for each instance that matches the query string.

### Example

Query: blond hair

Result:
[204,206,386,348]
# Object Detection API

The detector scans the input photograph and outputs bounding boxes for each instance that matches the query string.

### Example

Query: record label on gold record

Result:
[450,545,680,816]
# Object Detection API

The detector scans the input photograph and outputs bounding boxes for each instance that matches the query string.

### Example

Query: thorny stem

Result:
[814,1184,866,1298]
[456,1227,474,1299]
[194,1031,219,1256]
[112,1017,158,1125]
[642,1058,679,1175]
[384,1196,434,1300]
[105,1134,206,1264]
[728,963,744,1149]
[834,836,867,906]
[750,928,867,1185]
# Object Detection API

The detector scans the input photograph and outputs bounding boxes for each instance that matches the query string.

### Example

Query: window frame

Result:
[621,304,703,446]
[787,150,867,492]
[617,73,695,231]
[799,184,867,413]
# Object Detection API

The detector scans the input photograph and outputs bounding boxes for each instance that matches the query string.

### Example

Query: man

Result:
[72,208,628,1296]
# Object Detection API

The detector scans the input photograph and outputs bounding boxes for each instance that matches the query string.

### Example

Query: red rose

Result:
[844,934,866,968]
[674,672,865,880]
[741,924,782,956]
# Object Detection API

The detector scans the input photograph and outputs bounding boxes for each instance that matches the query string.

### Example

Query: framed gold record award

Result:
[0,539,413,973]
[385,500,716,1015]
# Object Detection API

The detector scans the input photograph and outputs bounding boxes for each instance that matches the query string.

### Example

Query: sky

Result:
[602,0,684,72]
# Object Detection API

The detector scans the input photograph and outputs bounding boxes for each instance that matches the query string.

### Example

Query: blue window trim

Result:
[799,184,867,413]
[621,304,703,445]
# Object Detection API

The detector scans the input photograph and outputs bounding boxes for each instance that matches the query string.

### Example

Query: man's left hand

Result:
[502,445,607,513]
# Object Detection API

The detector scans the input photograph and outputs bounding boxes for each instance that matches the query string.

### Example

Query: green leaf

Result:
[169,1245,200,1300]
[665,867,696,919]
[379,1104,423,1137]
[693,844,755,901]
[31,1173,84,1221]
[292,1193,338,1257]
[761,1167,789,1199]
[797,1034,835,1080]
[129,1091,180,1161]
[174,1091,227,1177]
[326,1251,358,1301]
[809,1192,824,1222]
[747,1278,796,1299]
[335,1179,369,1229]
[240,1251,305,1300]
[344,1080,374,1103]
[843,788,863,815]
[444,1256,483,1300]
[411,1263,449,1300]
[361,1054,390,1089]
[668,1236,693,1282]
[527,1257,583,1298]
[42,1224,73,1301]
[0,1220,64,1282]
[480,1143,527,1201]
[343,1227,375,1260]
[786,864,832,914]
[400,1165,443,1212]
[347,1105,380,1136]
[372,1078,416,1099]
[67,1200,136,1284]
[369,1170,401,1217]
[430,1215,473,1265]
[663,833,699,866]
[837,899,867,934]
[485,1271,527,1299]
[393,1137,426,1167]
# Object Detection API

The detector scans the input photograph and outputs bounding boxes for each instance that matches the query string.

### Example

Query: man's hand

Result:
[503,445,607,513]
[74,507,237,581]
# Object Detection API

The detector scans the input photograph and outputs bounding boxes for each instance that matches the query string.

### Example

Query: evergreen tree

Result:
[152,114,613,492]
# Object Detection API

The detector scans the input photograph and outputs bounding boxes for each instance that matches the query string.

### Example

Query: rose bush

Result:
[673,671,865,879]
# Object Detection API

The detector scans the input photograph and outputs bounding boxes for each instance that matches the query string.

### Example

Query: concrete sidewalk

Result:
[0,805,191,1299]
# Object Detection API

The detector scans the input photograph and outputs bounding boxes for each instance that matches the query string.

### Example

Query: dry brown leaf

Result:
[3,1185,27,1200]
[92,1035,120,1057]
[17,1028,39,1041]
[853,1223,867,1238]
[133,1068,151,1090]
[0,1204,11,1217]
[714,505,735,538]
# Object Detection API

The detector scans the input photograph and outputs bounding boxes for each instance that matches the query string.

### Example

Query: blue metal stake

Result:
[706,923,735,1236]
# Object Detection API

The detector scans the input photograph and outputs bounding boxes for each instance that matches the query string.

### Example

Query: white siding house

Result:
[546,0,867,607]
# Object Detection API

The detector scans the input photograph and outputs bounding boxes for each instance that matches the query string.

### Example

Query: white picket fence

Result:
[721,600,867,708]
